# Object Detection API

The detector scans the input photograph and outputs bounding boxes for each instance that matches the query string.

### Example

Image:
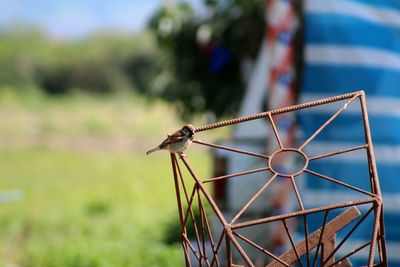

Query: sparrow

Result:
[146,124,195,155]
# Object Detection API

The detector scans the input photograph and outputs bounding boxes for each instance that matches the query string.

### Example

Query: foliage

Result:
[148,0,265,119]
[0,93,213,267]
[0,28,161,95]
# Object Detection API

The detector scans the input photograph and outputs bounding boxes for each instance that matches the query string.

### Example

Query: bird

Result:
[146,124,195,155]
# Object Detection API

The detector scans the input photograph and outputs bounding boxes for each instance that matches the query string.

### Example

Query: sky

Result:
[0,0,173,38]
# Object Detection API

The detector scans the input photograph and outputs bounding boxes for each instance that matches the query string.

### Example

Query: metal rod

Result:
[210,232,225,267]
[290,175,304,210]
[282,219,304,267]
[226,229,255,267]
[231,173,278,224]
[305,169,375,197]
[312,210,329,267]
[308,144,368,161]
[323,206,374,265]
[171,154,192,266]
[268,113,283,149]
[194,91,362,132]
[183,234,201,261]
[197,188,211,267]
[326,240,372,267]
[299,93,360,151]
[233,231,290,266]
[232,198,374,229]
[198,192,221,267]
[180,156,229,226]
[193,139,269,159]
[369,204,382,266]
[225,233,232,267]
[203,167,270,184]
[360,93,388,265]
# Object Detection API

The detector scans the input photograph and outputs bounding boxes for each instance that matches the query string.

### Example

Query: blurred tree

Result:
[0,28,162,96]
[148,0,265,119]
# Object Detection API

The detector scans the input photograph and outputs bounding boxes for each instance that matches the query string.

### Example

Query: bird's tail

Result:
[146,146,160,155]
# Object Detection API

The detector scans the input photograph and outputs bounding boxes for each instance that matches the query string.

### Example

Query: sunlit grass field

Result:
[0,90,217,267]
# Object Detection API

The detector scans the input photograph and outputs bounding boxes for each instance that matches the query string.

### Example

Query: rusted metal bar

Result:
[268,113,283,149]
[282,219,304,267]
[326,240,372,267]
[305,169,376,197]
[266,207,361,267]
[233,231,290,266]
[369,203,382,266]
[232,198,373,229]
[198,191,221,267]
[203,167,270,184]
[312,210,329,267]
[209,232,225,267]
[197,189,211,267]
[360,93,388,265]
[230,173,278,224]
[171,154,192,267]
[180,156,228,226]
[226,228,255,267]
[299,93,360,151]
[323,206,374,265]
[194,91,362,132]
[308,144,368,161]
[193,139,269,159]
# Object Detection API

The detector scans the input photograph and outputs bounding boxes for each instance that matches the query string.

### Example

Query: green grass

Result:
[0,91,216,266]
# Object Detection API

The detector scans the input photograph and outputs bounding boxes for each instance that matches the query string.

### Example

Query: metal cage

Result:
[169,91,387,267]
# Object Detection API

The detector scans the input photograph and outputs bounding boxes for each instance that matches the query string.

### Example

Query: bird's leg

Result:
[178,152,188,159]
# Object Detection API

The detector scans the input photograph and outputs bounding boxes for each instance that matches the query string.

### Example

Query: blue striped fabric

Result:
[300,0,400,265]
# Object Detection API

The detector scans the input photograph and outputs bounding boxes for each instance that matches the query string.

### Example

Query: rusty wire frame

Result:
[169,91,387,267]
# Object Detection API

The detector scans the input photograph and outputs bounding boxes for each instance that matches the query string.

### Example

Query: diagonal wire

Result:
[198,192,221,267]
[311,210,329,267]
[326,240,372,267]
[197,188,212,267]
[230,173,278,224]
[305,169,375,197]
[289,175,310,266]
[203,167,270,184]
[227,231,255,267]
[183,234,201,261]
[172,155,192,266]
[193,139,269,159]
[323,206,374,265]
[299,93,360,151]
[233,231,290,267]
[309,144,368,161]
[290,175,304,210]
[209,232,225,267]
[268,113,284,149]
[177,161,209,265]
[282,219,304,267]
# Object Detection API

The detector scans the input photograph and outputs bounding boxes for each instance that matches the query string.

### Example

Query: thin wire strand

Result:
[299,93,360,151]
[203,167,270,184]
[282,219,304,267]
[233,231,290,267]
[230,173,278,224]
[193,139,269,159]
[309,144,368,161]
[305,169,375,197]
[268,113,284,149]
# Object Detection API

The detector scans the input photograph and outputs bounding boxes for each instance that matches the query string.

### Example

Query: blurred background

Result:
[0,0,265,266]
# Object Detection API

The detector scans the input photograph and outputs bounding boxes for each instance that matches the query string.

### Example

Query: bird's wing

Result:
[159,130,185,148]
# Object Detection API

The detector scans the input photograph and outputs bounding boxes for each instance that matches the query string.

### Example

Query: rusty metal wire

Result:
[169,91,387,266]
